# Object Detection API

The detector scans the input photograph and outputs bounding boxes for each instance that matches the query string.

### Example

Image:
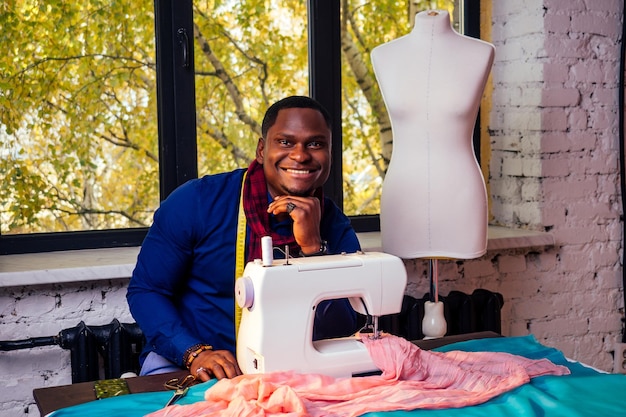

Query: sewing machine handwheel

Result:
[235,276,254,308]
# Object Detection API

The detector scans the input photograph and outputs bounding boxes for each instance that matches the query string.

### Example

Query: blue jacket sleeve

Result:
[127,180,207,366]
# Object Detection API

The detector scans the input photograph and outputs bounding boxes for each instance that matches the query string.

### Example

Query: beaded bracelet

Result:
[183,343,213,369]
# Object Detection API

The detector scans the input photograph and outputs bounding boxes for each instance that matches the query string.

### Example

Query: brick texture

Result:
[0,280,133,415]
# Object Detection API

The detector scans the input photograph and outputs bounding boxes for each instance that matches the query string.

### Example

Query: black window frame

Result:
[0,0,480,255]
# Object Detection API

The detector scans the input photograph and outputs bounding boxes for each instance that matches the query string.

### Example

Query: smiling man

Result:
[261,99,333,256]
[127,96,361,382]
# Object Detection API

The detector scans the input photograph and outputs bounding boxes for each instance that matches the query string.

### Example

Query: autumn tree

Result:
[1,0,159,232]
[0,0,456,234]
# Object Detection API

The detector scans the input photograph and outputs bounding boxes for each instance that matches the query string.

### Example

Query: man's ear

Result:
[255,138,265,163]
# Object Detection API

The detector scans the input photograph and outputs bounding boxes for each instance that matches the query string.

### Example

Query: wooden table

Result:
[33,331,500,416]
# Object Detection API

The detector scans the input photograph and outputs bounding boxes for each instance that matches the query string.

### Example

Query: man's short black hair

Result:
[261,96,332,138]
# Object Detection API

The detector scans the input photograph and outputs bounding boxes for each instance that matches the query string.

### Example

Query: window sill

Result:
[357,226,554,253]
[0,247,141,288]
[0,226,554,288]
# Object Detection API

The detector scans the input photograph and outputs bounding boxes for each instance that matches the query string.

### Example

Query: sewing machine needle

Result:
[372,316,380,339]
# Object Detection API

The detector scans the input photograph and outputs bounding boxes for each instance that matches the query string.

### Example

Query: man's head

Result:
[256,96,332,198]
[261,96,332,138]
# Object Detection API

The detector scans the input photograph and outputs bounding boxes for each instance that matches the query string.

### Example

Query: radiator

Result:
[377,289,504,340]
[0,319,144,383]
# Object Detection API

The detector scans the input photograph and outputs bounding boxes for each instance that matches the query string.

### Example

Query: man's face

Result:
[256,107,331,197]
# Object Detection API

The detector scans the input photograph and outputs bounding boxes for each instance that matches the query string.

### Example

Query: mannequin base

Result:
[422,301,447,339]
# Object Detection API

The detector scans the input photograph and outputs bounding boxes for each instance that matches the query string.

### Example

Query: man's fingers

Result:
[195,350,243,380]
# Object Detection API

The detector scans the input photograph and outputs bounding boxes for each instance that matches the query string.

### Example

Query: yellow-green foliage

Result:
[0,0,456,233]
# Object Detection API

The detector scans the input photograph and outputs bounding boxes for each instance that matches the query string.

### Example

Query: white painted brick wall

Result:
[0,280,133,416]
[485,0,623,375]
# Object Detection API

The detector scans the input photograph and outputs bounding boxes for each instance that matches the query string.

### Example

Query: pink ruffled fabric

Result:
[148,334,570,417]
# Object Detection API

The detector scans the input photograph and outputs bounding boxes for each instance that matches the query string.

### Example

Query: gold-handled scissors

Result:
[164,374,196,407]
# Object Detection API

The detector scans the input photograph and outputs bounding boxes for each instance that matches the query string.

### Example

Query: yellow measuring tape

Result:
[234,171,248,338]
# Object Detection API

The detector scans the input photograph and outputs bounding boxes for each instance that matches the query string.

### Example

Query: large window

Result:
[0,0,474,254]
[1,0,158,252]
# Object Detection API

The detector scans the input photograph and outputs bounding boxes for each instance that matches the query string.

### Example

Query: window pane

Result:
[341,1,462,216]
[193,1,309,176]
[0,0,158,234]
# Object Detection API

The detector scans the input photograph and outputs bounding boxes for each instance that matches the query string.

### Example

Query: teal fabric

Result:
[48,336,626,417]
[47,380,217,417]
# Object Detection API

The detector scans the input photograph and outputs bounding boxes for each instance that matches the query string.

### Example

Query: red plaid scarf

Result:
[243,160,323,261]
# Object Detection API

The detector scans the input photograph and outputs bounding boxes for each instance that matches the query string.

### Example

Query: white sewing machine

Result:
[235,251,407,378]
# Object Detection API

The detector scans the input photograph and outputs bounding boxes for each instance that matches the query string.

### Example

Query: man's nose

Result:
[289,144,311,161]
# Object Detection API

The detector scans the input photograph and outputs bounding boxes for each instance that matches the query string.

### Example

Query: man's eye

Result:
[278,139,291,146]
[308,141,323,148]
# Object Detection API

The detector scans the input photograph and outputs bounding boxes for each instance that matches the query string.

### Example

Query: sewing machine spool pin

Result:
[261,236,273,266]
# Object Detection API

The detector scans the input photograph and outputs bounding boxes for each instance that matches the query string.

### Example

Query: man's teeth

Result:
[286,169,310,174]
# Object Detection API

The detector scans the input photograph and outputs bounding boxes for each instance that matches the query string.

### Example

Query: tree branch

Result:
[193,21,262,137]
[13,54,155,78]
[341,0,392,174]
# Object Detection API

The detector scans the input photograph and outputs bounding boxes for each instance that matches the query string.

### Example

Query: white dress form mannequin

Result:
[372,10,495,260]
